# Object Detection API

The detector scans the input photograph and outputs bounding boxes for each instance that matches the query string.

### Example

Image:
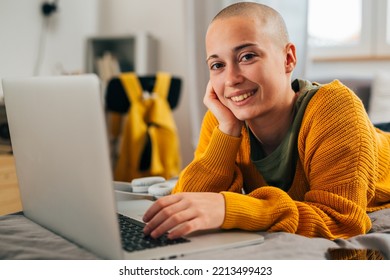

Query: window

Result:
[308,0,362,48]
[308,0,390,60]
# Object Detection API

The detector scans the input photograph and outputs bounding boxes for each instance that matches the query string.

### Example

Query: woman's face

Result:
[205,16,296,122]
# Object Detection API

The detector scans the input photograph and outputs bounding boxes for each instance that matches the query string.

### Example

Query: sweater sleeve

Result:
[172,110,244,194]
[293,80,376,238]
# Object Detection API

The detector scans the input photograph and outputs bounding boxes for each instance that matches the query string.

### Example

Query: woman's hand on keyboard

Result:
[142,192,225,239]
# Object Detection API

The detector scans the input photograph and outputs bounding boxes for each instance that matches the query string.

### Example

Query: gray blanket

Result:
[1,209,389,260]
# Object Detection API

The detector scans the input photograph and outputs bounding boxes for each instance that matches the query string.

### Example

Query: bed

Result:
[0,208,389,260]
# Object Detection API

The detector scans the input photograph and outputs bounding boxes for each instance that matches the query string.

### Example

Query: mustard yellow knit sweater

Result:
[172,80,390,239]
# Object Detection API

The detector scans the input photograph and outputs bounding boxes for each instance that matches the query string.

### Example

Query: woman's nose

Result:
[225,64,244,87]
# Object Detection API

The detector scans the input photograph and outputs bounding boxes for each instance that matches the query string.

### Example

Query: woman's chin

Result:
[233,112,252,122]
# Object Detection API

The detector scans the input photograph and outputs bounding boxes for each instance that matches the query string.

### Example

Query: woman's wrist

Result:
[218,122,242,137]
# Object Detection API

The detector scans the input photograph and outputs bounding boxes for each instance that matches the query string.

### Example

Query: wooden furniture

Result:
[0,154,22,216]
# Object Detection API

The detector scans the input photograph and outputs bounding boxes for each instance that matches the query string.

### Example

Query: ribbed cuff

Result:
[221,191,271,231]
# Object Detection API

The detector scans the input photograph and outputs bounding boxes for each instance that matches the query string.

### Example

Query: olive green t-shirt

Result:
[247,79,320,191]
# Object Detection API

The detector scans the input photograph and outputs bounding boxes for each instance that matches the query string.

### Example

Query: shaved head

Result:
[211,2,290,48]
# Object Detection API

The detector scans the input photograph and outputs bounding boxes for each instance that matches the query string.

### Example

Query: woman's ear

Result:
[285,43,297,74]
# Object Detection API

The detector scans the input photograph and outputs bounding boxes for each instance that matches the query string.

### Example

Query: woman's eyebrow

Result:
[206,54,218,64]
[234,43,257,52]
[206,43,258,63]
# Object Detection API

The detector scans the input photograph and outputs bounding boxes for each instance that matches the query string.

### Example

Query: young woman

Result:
[142,2,390,240]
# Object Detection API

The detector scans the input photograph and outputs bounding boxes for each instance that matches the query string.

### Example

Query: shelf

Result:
[85,32,158,78]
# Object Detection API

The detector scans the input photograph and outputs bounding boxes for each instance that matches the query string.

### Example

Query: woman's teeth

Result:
[231,91,254,102]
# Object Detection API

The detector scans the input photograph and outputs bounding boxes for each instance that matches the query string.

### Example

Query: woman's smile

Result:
[229,89,256,103]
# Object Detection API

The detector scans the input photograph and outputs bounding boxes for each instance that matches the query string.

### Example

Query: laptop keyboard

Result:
[117,213,190,252]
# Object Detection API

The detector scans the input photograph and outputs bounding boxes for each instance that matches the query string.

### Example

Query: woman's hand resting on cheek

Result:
[142,192,225,239]
[203,81,243,137]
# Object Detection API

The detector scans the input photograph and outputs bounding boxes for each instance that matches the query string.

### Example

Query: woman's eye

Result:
[241,53,255,62]
[210,63,224,70]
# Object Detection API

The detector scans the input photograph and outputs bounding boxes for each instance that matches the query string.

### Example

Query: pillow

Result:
[368,72,390,124]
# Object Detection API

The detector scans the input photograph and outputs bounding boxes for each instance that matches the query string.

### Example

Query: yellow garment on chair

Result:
[114,72,181,182]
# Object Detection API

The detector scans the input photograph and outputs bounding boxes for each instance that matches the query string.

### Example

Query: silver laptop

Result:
[2,74,264,260]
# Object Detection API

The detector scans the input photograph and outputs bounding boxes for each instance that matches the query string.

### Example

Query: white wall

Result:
[0,0,98,96]
[0,0,98,77]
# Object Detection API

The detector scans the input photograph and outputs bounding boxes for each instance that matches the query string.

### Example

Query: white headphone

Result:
[148,181,176,198]
[131,176,165,193]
